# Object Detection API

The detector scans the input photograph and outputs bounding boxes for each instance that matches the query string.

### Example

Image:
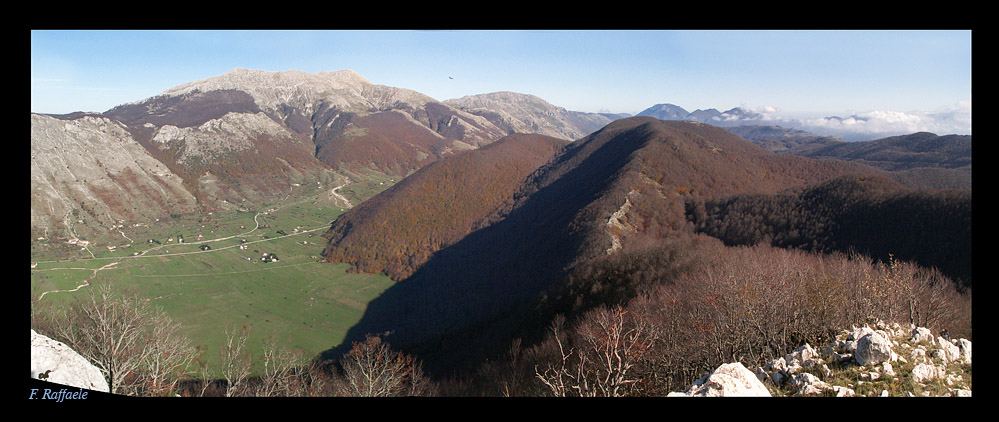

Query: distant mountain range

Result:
[30,68,972,245]
[634,102,971,143]
[635,104,971,190]
[637,103,766,124]
[30,69,591,242]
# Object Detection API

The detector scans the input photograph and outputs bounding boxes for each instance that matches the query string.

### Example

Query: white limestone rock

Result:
[911,363,943,384]
[668,362,772,397]
[949,389,972,397]
[30,330,109,392]
[785,343,818,364]
[832,386,856,397]
[792,372,828,395]
[956,338,972,364]
[847,326,877,342]
[881,362,896,377]
[855,332,894,366]
[910,327,935,345]
[934,336,961,363]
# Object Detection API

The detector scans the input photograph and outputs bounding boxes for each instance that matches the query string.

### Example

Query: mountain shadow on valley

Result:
[320,117,894,375]
[321,119,665,374]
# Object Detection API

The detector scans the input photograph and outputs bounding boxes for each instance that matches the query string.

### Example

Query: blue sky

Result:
[31,30,972,136]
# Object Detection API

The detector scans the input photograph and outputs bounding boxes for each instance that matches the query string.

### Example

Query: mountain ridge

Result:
[323,116,893,373]
[444,91,622,141]
[30,68,636,244]
[322,132,569,280]
[32,68,971,254]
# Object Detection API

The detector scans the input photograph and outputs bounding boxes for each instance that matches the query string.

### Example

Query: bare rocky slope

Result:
[444,91,626,141]
[31,69,618,246]
[31,113,200,242]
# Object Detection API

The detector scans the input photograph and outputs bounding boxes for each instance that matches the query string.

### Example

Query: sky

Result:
[30,30,972,138]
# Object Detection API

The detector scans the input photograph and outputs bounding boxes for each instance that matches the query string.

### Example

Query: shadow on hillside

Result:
[319,121,658,375]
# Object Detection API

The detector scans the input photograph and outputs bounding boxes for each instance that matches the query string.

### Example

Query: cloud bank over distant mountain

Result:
[640,101,971,142]
[796,101,971,141]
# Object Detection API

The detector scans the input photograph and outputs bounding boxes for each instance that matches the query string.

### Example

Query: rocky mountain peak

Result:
[444,91,619,141]
[447,91,557,110]
[160,68,434,115]
[637,103,690,120]
[315,68,372,85]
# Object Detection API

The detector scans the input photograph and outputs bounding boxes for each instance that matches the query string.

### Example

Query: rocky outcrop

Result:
[675,320,972,397]
[30,330,109,392]
[667,362,771,397]
[855,331,894,366]
[756,320,971,397]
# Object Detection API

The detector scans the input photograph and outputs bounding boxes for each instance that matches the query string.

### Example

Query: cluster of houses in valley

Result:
[51,215,306,267]
[65,238,90,247]
[66,237,132,253]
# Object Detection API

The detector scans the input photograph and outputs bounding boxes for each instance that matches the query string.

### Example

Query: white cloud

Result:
[755,105,781,121]
[797,102,971,139]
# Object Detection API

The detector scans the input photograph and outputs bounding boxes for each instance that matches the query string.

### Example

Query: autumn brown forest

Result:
[313,117,972,395]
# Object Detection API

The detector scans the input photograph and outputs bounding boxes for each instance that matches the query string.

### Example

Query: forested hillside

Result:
[321,117,907,375]
[773,131,972,190]
[781,132,971,171]
[686,175,972,287]
[322,133,568,280]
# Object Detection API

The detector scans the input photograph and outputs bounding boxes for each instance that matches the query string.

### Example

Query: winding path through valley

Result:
[37,261,119,300]
[330,183,352,209]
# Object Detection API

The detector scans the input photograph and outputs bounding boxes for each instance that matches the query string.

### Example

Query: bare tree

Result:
[477,337,538,397]
[535,307,658,397]
[219,324,252,397]
[52,281,157,395]
[254,337,305,397]
[193,346,218,397]
[534,315,578,397]
[141,308,195,396]
[337,334,429,397]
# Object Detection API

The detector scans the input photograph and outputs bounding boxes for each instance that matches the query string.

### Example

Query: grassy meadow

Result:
[31,179,397,376]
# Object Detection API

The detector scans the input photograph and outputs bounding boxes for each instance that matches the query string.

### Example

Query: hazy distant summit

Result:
[637,102,971,142]
[636,103,690,120]
[637,103,766,126]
